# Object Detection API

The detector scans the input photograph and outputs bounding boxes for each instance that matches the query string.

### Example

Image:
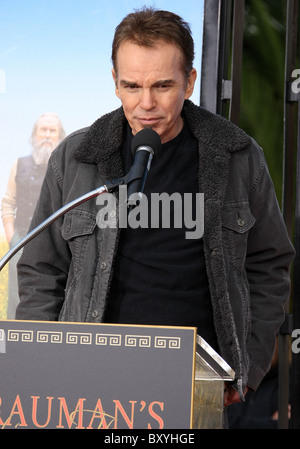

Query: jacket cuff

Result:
[247,361,267,391]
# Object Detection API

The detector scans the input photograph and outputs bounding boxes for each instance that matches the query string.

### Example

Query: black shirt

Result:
[104,123,219,351]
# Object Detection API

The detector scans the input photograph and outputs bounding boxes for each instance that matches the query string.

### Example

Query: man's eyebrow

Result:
[152,79,175,86]
[119,80,139,87]
[119,79,176,87]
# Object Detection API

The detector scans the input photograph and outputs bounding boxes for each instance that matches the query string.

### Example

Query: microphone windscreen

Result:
[131,128,161,156]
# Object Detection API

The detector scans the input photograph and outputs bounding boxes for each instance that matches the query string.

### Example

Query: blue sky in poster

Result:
[0,0,204,204]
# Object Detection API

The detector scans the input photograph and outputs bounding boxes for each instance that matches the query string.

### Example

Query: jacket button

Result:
[100,261,107,270]
[237,219,245,227]
[92,310,99,318]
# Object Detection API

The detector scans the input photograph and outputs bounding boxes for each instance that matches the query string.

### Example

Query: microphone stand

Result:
[0,177,125,272]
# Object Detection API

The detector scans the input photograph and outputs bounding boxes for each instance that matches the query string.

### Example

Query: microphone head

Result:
[131,128,161,156]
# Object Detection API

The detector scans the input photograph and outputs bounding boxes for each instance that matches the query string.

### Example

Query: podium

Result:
[193,335,235,428]
[0,320,234,429]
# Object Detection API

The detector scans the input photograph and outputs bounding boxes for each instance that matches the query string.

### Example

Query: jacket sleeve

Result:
[245,151,295,390]
[16,155,71,321]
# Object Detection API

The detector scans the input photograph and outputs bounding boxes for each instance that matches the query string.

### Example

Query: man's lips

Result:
[137,117,161,125]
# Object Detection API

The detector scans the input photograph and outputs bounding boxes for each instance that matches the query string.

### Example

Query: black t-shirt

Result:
[104,123,219,351]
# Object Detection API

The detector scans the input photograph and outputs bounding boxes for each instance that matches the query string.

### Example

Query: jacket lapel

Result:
[74,107,126,182]
[183,101,251,377]
[182,100,251,261]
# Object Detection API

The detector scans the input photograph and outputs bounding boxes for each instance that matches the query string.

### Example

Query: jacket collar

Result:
[74,107,126,182]
[74,100,251,184]
[182,100,251,154]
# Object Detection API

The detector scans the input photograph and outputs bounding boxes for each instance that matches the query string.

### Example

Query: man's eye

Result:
[157,84,171,89]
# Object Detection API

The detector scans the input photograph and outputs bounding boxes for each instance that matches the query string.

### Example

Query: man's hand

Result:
[224,382,248,407]
[4,221,14,244]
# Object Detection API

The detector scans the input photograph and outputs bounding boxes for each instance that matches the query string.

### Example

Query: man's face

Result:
[112,41,197,144]
[35,116,60,150]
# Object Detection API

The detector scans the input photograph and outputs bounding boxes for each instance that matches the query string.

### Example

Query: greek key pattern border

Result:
[3,329,181,350]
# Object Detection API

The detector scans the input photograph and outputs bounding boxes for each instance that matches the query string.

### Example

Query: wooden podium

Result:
[0,320,234,429]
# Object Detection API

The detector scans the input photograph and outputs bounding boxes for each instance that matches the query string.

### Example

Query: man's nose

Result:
[140,88,156,110]
[44,128,51,138]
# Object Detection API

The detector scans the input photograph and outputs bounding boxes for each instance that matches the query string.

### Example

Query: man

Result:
[1,113,65,318]
[16,8,294,409]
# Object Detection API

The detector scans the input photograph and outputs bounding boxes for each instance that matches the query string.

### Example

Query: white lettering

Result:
[104,433,139,446]
[96,186,204,240]
[292,329,300,354]
[128,193,149,229]
[184,193,204,240]
[96,193,117,229]
[148,433,195,444]
[151,192,183,229]
[291,69,300,94]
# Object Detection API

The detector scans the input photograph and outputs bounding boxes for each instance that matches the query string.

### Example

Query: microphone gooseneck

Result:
[0,129,161,271]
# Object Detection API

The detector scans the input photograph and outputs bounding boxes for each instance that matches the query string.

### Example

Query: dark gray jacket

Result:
[16,100,295,393]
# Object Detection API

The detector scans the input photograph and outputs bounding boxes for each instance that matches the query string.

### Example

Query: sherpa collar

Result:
[74,107,126,182]
[73,99,251,185]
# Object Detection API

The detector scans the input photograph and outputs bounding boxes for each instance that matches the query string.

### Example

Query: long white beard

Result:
[32,139,55,165]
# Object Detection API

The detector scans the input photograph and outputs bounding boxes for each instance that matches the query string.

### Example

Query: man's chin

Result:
[131,122,161,137]
[40,143,54,151]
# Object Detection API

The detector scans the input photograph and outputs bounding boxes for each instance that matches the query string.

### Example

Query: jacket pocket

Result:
[61,209,97,274]
[222,203,255,271]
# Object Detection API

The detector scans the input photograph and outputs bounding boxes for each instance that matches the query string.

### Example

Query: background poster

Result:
[0,0,204,319]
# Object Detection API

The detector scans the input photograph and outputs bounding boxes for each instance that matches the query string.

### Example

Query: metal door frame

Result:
[200,0,300,429]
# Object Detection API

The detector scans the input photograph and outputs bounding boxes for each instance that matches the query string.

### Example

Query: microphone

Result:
[127,128,161,207]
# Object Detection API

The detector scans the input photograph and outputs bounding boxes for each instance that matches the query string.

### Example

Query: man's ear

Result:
[112,68,120,98]
[184,68,197,100]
